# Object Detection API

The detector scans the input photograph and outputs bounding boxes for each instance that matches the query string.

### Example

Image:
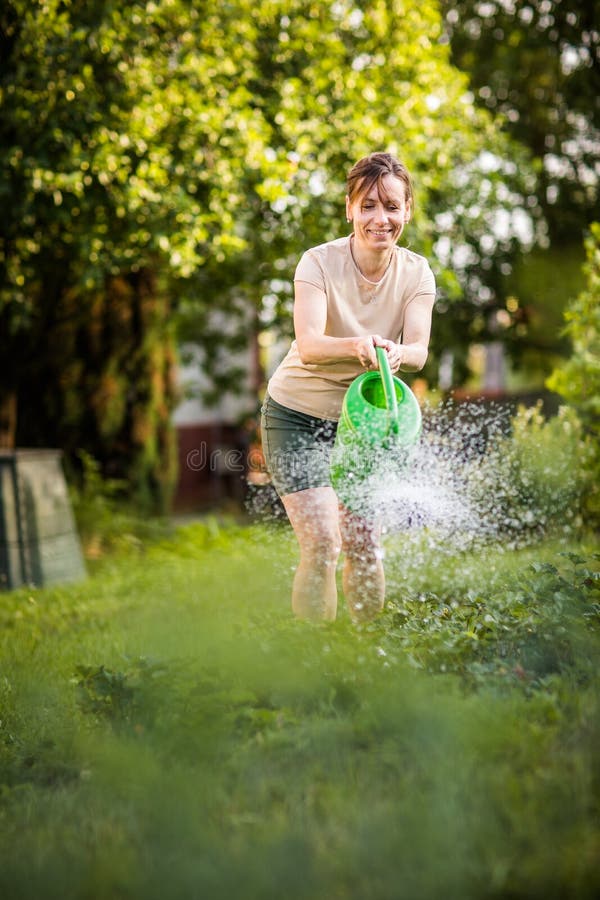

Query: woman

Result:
[261,152,436,623]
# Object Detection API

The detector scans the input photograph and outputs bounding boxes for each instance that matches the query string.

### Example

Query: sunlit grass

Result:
[1,520,599,899]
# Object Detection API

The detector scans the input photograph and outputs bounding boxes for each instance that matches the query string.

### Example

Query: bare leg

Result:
[282,486,341,621]
[339,505,385,623]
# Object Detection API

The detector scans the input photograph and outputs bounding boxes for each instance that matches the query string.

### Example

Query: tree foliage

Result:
[436,0,600,385]
[0,0,275,506]
[0,0,542,505]
[441,0,600,244]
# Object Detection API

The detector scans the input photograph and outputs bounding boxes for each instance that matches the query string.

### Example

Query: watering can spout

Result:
[330,345,422,509]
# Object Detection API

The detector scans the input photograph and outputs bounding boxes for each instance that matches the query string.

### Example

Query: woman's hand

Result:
[354,335,379,369]
[356,335,405,371]
[372,336,404,373]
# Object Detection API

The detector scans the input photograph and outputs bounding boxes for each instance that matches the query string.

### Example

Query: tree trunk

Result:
[0,390,17,449]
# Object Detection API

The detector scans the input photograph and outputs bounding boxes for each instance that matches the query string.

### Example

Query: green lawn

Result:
[1,520,599,900]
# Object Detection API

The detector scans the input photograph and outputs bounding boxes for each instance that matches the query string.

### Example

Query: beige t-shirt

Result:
[267,235,436,420]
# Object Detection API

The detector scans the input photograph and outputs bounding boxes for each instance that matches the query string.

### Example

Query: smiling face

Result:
[346,173,411,252]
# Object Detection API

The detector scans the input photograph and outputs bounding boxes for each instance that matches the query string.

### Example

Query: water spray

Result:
[330,346,422,513]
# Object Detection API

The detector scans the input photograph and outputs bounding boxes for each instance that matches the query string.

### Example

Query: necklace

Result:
[349,237,393,303]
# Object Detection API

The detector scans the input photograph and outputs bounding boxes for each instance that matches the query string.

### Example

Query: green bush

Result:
[546,222,600,525]
[466,403,595,540]
[68,450,171,558]
[546,223,600,431]
[0,523,598,900]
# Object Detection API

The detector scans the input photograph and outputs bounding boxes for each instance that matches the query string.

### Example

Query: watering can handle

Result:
[376,346,400,435]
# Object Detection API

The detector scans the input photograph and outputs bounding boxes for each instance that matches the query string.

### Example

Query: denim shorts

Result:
[260,393,338,497]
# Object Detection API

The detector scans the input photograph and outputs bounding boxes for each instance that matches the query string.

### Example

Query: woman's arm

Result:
[380,292,436,373]
[294,281,379,368]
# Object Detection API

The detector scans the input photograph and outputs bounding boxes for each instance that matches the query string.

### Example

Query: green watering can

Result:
[330,346,422,510]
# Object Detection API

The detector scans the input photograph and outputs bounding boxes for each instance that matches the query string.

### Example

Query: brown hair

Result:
[346,152,414,207]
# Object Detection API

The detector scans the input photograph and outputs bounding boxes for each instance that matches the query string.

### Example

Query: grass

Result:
[1,517,599,900]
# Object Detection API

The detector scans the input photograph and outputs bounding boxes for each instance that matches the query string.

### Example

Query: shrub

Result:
[546,222,600,524]
[465,402,595,541]
[68,450,171,558]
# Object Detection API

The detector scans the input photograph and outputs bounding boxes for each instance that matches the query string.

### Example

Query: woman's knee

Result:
[341,527,381,562]
[299,525,341,564]
[283,487,341,564]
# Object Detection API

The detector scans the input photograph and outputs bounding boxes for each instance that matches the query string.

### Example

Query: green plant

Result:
[546,223,600,525]
[69,449,171,557]
[465,402,595,540]
[1,521,599,900]
[546,223,600,431]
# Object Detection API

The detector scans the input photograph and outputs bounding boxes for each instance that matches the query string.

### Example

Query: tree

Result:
[1,0,541,507]
[440,0,600,384]
[192,0,540,388]
[0,0,277,506]
[441,0,600,243]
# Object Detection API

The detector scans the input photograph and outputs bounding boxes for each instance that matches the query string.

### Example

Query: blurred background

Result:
[1,0,598,516]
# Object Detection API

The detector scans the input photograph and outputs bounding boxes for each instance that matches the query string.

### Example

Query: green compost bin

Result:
[0,449,86,590]
[330,347,422,511]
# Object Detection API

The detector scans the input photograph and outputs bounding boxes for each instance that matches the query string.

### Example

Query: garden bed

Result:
[0,519,598,899]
